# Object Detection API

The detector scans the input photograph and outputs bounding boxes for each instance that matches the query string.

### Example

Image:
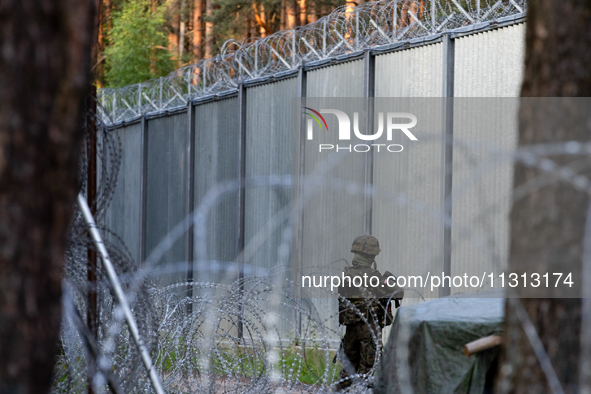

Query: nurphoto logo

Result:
[303,107,418,153]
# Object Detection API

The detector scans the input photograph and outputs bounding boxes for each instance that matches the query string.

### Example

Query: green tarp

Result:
[375,292,505,394]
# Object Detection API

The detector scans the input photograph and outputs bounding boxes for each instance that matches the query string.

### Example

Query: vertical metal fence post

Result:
[292,31,297,66]
[355,9,360,48]
[393,0,398,42]
[138,84,142,113]
[236,84,247,339]
[139,115,149,265]
[323,19,327,56]
[186,100,196,314]
[363,50,375,236]
[255,44,258,73]
[291,65,307,343]
[187,69,192,99]
[159,77,163,109]
[440,33,455,297]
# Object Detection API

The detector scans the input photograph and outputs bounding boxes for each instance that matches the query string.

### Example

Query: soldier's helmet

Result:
[351,235,381,256]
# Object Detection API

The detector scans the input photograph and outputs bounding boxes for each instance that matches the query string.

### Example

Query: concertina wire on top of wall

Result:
[97,0,527,125]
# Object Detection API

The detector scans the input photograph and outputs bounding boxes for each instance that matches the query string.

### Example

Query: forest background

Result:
[99,0,348,87]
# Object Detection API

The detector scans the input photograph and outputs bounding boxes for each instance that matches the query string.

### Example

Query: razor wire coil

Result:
[98,0,527,124]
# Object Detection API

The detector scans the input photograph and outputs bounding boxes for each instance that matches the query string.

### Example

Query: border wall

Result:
[101,16,526,341]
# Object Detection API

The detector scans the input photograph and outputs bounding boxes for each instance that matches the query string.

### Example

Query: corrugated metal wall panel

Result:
[303,61,365,341]
[245,78,297,340]
[303,62,366,279]
[375,43,443,98]
[244,79,296,277]
[303,61,366,275]
[307,60,364,98]
[145,113,189,286]
[454,23,525,97]
[372,45,444,301]
[371,100,445,301]
[451,25,524,293]
[451,99,519,294]
[104,123,144,264]
[193,98,240,285]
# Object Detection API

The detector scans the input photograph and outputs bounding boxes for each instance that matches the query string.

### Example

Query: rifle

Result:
[383,271,403,308]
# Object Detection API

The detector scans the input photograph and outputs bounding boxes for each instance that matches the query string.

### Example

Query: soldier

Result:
[335,235,403,391]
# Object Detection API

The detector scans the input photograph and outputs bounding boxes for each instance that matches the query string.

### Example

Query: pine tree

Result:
[498,0,591,392]
[0,0,95,391]
[105,0,175,87]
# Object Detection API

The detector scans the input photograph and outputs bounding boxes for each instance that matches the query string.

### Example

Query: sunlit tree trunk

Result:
[286,0,297,29]
[172,2,181,57]
[253,2,271,37]
[179,0,187,60]
[345,1,356,16]
[193,0,204,60]
[168,31,179,52]
[299,0,307,26]
[0,0,95,392]
[497,0,591,393]
[281,0,287,30]
[260,4,267,37]
[205,0,214,58]
[308,0,317,23]
[97,0,111,87]
[247,9,257,39]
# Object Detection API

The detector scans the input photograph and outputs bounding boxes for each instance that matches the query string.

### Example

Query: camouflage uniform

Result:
[338,319,380,388]
[336,235,403,391]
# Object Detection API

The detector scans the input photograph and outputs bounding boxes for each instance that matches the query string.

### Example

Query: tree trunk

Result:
[345,0,356,17]
[286,0,297,29]
[247,10,256,40]
[260,3,267,37]
[179,0,188,60]
[173,1,181,57]
[497,0,591,393]
[104,0,112,31]
[0,0,95,393]
[308,0,317,23]
[280,0,286,31]
[100,0,113,86]
[193,0,204,61]
[299,0,307,26]
[320,2,330,19]
[204,0,214,58]
[253,3,273,37]
[96,0,113,87]
[97,0,105,87]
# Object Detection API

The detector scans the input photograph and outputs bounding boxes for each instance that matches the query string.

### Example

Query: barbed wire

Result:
[54,106,392,393]
[58,94,591,393]
[98,0,526,124]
